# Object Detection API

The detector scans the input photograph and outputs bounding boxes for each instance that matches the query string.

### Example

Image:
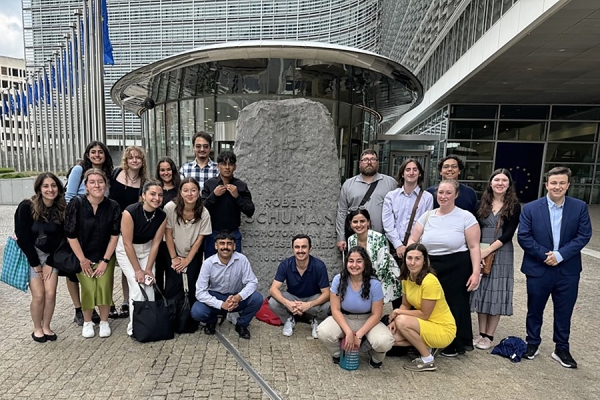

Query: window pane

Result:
[567,185,591,202]
[449,121,495,140]
[447,141,494,160]
[548,122,598,142]
[498,121,546,140]
[551,106,600,121]
[546,143,596,163]
[545,163,594,182]
[463,161,494,181]
[450,104,498,119]
[500,105,549,120]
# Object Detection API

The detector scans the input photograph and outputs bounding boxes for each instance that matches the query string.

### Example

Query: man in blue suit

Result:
[518,166,592,368]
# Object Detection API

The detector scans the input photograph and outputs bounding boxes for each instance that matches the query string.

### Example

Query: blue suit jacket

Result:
[518,196,592,277]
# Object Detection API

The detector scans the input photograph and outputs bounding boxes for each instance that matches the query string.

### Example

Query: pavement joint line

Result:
[582,247,600,259]
[215,330,283,400]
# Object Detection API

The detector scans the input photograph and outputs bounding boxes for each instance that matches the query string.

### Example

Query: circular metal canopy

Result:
[111,40,423,129]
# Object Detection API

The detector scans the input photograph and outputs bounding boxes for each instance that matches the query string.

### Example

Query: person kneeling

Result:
[191,232,263,339]
[389,243,456,372]
[317,246,394,369]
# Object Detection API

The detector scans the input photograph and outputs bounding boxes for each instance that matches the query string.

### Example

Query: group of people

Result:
[14,137,591,372]
[331,150,591,370]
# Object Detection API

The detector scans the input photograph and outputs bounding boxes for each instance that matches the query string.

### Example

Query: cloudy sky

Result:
[0,0,25,59]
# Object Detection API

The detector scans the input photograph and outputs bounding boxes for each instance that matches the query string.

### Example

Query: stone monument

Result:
[235,98,341,293]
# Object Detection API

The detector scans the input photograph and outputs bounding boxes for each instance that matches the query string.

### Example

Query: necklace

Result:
[143,209,156,223]
[126,172,140,184]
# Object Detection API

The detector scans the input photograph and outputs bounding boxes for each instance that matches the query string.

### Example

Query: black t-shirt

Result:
[64,195,121,262]
[161,187,177,208]
[125,202,166,244]
[109,168,142,211]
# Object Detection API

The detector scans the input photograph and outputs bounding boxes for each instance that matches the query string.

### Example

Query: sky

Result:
[0,0,25,59]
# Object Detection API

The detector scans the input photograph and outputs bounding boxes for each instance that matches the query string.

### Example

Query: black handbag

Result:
[174,273,195,334]
[132,284,176,343]
[52,237,81,274]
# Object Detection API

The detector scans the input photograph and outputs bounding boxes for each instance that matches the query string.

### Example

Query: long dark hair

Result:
[81,141,114,178]
[399,243,436,285]
[155,157,181,189]
[478,168,519,220]
[338,246,377,302]
[30,172,66,223]
[174,177,203,225]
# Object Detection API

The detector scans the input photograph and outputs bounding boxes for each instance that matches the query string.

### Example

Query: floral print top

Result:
[348,230,402,304]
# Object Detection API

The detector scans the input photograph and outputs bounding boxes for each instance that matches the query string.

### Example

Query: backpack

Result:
[255,297,282,326]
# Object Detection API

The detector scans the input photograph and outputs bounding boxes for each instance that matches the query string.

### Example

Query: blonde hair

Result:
[120,146,148,183]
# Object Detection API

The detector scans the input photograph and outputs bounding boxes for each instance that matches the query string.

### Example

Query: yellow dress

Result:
[402,274,457,349]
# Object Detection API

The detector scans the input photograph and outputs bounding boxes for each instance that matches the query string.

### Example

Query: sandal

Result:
[108,305,120,319]
[118,304,129,319]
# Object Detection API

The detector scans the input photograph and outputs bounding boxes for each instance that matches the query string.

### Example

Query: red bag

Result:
[255,297,282,326]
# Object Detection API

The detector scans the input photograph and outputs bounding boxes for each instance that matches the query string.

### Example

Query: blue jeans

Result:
[191,290,263,327]
[204,229,242,258]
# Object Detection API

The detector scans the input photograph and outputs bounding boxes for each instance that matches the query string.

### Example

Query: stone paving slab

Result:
[1,205,600,399]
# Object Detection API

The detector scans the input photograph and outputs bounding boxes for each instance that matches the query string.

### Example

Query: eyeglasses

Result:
[441,164,459,170]
[361,158,378,164]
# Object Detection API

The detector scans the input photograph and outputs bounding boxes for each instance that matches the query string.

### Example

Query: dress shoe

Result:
[235,324,251,339]
[31,332,47,343]
[44,333,58,341]
[203,322,216,335]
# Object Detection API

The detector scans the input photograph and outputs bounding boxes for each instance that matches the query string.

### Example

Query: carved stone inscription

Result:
[235,98,341,293]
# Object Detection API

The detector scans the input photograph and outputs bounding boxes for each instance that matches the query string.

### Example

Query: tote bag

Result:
[132,284,176,343]
[1,236,30,292]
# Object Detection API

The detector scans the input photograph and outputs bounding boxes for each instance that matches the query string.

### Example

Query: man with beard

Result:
[426,155,478,215]
[268,234,331,339]
[336,149,397,252]
[179,131,219,191]
[192,232,263,339]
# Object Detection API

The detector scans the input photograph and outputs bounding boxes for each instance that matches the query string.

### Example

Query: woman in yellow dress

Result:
[388,243,456,372]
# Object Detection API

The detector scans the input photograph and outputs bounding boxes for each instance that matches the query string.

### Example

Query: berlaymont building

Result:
[24,0,600,203]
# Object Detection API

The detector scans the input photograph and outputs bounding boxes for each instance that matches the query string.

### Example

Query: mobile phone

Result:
[144,275,154,285]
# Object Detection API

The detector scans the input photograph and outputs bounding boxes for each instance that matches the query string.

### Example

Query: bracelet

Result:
[101,258,110,264]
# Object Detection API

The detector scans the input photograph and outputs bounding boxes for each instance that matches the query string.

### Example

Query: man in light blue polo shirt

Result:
[269,234,331,339]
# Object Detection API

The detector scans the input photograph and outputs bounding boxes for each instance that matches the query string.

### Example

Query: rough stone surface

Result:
[235,98,341,293]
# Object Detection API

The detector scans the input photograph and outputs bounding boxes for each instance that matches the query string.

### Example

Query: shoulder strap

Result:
[402,189,424,245]
[359,180,379,207]
[492,215,502,240]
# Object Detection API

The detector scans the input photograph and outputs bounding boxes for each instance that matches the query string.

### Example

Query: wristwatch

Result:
[101,258,111,264]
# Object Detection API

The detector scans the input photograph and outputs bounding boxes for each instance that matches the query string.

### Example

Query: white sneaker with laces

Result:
[310,318,319,339]
[99,321,111,338]
[282,317,295,337]
[227,312,239,325]
[476,337,493,350]
[82,321,95,338]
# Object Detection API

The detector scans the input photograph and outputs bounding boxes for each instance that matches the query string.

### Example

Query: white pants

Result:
[115,237,155,336]
[316,314,394,363]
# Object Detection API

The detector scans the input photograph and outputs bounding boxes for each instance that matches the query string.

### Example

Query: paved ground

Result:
[1,204,600,399]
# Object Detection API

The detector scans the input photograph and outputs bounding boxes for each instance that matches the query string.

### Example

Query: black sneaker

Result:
[92,309,101,324]
[552,349,577,368]
[440,346,459,357]
[235,324,251,340]
[203,323,216,335]
[332,356,340,364]
[369,358,383,369]
[73,309,84,326]
[524,344,540,360]
[118,304,129,319]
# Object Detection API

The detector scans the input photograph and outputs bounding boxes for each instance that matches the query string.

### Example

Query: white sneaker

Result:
[311,318,319,339]
[227,312,239,325]
[99,321,111,338]
[282,316,295,337]
[82,321,95,338]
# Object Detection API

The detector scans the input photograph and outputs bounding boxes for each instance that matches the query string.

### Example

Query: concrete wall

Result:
[0,177,37,205]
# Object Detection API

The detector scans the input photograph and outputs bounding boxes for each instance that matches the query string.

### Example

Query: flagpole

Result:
[54,50,66,172]
[36,73,47,172]
[1,92,8,168]
[18,82,28,171]
[26,76,39,172]
[96,0,106,142]
[65,32,78,161]
[45,61,57,173]
[73,13,88,151]
[6,89,17,170]
[83,0,98,142]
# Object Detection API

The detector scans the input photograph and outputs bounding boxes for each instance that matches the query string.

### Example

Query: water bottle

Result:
[339,336,360,371]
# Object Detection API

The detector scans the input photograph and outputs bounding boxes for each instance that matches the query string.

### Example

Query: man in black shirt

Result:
[202,151,255,258]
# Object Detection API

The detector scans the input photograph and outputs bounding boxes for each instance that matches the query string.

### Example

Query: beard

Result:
[360,165,377,176]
